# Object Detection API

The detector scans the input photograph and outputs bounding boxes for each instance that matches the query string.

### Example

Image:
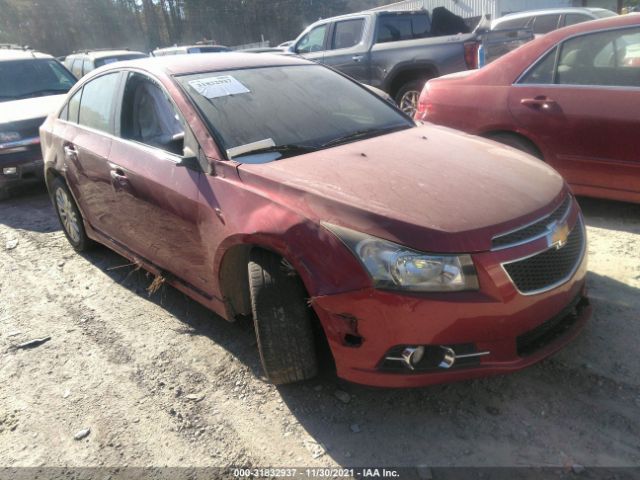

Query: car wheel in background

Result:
[395,80,425,117]
[50,176,93,252]
[486,132,544,160]
[248,249,318,385]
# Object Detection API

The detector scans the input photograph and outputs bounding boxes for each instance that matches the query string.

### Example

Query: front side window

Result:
[0,59,76,103]
[557,27,640,87]
[296,24,328,54]
[332,19,365,50]
[532,14,560,34]
[78,73,120,133]
[178,65,412,161]
[119,73,185,155]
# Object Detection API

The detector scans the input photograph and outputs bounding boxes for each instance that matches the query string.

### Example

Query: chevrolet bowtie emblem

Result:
[547,220,570,249]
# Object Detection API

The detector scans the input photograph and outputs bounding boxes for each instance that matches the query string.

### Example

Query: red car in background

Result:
[416,14,640,204]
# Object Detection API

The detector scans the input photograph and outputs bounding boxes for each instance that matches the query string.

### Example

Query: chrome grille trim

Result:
[500,217,586,296]
[491,195,573,251]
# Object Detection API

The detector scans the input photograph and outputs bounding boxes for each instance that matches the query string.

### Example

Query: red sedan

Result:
[40,53,589,388]
[416,14,640,204]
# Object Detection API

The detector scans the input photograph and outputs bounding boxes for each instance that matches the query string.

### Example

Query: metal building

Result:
[371,0,622,18]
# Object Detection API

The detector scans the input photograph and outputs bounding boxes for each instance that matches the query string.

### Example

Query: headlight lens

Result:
[324,223,479,292]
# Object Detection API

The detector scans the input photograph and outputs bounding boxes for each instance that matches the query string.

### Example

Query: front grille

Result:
[492,195,572,249]
[503,219,585,294]
[517,295,589,356]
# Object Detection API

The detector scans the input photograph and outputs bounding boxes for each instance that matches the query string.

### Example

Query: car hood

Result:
[237,124,565,253]
[0,94,66,124]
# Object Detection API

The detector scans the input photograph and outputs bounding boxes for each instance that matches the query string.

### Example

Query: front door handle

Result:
[521,96,557,110]
[63,144,78,162]
[352,55,364,62]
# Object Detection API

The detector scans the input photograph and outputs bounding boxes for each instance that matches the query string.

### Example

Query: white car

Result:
[491,7,617,35]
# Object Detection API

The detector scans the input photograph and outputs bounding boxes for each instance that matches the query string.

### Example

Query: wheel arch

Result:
[385,63,439,98]
[481,129,545,160]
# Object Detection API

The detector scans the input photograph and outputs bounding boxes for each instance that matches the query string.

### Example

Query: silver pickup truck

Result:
[289,8,531,115]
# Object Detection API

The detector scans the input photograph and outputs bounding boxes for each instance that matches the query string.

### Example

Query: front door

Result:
[321,17,370,84]
[107,72,212,296]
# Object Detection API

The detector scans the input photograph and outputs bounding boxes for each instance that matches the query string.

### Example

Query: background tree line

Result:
[0,0,388,55]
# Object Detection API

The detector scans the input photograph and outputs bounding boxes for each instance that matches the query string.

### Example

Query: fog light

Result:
[401,346,425,370]
[3,167,17,175]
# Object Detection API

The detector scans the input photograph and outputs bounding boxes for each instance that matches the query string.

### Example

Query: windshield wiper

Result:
[321,124,412,148]
[232,144,318,159]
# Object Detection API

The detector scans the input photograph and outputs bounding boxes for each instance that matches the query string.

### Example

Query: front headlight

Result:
[323,223,479,292]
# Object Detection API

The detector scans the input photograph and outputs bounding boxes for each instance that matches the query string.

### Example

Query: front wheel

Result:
[395,80,425,117]
[248,249,318,385]
[50,177,93,252]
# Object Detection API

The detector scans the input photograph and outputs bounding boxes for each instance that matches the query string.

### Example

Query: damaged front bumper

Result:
[311,250,589,388]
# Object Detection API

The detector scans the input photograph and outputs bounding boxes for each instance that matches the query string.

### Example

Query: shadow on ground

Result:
[0,187,60,234]
[578,196,640,235]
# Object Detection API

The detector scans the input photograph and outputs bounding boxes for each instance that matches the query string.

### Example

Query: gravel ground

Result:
[1,186,639,471]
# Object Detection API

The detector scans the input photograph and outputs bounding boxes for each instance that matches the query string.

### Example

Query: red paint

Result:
[40,53,591,387]
[416,15,640,204]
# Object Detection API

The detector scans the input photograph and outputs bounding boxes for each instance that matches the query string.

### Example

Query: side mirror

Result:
[177,146,200,170]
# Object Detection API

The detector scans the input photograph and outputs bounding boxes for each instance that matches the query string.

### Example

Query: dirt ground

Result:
[1,185,639,472]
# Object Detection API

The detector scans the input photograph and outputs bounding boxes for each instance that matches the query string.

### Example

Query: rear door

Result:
[57,71,122,235]
[107,71,211,294]
[508,26,640,196]
[322,17,370,83]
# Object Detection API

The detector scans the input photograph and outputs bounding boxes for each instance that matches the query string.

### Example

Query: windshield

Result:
[178,64,413,161]
[94,54,147,67]
[0,59,76,102]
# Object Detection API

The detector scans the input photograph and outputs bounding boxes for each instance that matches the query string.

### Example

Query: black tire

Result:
[248,249,318,384]
[50,176,93,252]
[486,132,543,160]
[395,80,426,117]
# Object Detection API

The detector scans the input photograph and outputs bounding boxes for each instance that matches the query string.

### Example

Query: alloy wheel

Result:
[399,90,420,117]
[55,187,81,243]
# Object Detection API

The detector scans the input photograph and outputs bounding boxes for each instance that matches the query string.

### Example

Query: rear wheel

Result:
[50,177,93,252]
[486,132,543,160]
[248,249,318,385]
[395,80,425,117]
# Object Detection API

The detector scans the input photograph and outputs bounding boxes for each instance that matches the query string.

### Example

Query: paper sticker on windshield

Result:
[189,75,250,99]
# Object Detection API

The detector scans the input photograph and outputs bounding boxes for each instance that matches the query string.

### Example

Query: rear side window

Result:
[376,13,431,44]
[563,13,591,27]
[78,73,120,133]
[61,88,82,123]
[494,16,531,30]
[532,14,560,35]
[332,19,365,49]
[82,59,93,75]
[71,59,83,78]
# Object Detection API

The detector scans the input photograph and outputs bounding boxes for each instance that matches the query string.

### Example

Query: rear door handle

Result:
[63,144,78,162]
[521,96,557,110]
[109,164,129,189]
[352,55,364,62]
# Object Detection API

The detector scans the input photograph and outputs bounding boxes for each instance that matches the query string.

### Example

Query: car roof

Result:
[494,7,612,23]
[0,48,54,61]
[93,51,313,77]
[68,50,146,60]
